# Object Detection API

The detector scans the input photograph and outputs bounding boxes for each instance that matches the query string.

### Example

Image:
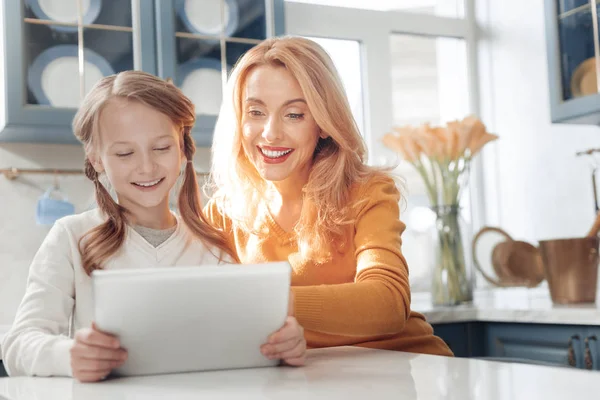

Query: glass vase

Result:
[430,204,473,306]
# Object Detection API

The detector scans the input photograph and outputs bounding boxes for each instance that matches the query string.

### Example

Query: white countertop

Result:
[413,285,600,325]
[1,346,598,399]
[2,287,597,363]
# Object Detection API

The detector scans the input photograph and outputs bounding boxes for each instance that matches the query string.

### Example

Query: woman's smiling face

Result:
[241,65,321,184]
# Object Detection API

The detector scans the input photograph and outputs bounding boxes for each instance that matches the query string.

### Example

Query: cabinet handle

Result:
[584,335,597,370]
[568,334,580,367]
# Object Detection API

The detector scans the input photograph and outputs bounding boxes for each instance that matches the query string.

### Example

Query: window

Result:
[390,34,470,291]
[285,0,479,292]
[304,37,365,134]
[287,0,464,17]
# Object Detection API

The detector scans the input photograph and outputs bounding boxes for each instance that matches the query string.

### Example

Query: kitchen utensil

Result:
[472,227,545,287]
[576,147,600,214]
[36,182,75,225]
[588,211,600,237]
[539,236,599,304]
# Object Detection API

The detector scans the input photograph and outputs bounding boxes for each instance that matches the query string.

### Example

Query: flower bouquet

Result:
[383,116,498,305]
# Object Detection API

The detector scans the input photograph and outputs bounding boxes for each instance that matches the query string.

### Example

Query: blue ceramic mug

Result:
[36,188,75,225]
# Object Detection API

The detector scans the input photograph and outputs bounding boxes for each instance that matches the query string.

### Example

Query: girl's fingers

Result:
[73,369,111,383]
[282,355,306,367]
[75,328,120,349]
[267,317,303,344]
[277,340,307,366]
[75,358,123,372]
[71,343,127,362]
[262,336,302,356]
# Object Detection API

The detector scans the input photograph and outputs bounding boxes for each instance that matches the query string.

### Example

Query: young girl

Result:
[2,71,305,382]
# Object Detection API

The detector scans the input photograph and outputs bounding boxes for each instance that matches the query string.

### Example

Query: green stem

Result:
[413,160,438,207]
[432,206,471,305]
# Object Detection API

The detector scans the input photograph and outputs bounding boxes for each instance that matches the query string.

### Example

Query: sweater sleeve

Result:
[292,177,411,337]
[2,220,76,377]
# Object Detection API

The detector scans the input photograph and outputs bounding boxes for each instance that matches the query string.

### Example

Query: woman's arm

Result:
[292,177,411,337]
[2,221,76,377]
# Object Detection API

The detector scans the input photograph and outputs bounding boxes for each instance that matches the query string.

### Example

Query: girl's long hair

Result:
[73,70,237,275]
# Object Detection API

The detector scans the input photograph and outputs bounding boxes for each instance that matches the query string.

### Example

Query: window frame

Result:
[284,0,485,290]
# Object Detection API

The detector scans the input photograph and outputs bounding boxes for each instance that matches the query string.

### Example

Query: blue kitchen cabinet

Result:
[543,0,600,124]
[484,323,585,368]
[0,0,156,144]
[432,322,485,358]
[154,0,285,146]
[433,322,600,370]
[0,0,285,146]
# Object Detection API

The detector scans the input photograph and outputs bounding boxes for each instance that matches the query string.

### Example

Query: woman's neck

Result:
[266,176,307,233]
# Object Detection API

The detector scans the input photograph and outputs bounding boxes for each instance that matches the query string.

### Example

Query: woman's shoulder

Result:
[349,172,402,203]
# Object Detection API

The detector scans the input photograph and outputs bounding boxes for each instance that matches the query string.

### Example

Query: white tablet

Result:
[92,262,291,376]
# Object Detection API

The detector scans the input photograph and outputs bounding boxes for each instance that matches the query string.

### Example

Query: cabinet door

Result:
[432,322,485,358]
[432,323,470,357]
[0,0,156,143]
[154,0,285,146]
[486,323,584,368]
[582,327,600,371]
[544,0,600,124]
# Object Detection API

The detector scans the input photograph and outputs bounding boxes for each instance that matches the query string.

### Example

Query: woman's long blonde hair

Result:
[210,36,391,263]
[73,70,236,275]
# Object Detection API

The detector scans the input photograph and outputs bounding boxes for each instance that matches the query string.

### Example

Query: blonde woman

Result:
[3,71,305,381]
[206,37,452,356]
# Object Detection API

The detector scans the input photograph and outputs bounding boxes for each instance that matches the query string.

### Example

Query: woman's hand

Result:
[70,322,128,382]
[261,290,306,366]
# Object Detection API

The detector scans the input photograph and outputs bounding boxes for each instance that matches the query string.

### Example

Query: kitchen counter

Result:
[412,285,600,325]
[0,346,597,399]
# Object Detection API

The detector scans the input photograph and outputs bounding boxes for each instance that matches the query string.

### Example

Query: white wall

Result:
[0,144,91,328]
[477,0,600,243]
[0,144,212,327]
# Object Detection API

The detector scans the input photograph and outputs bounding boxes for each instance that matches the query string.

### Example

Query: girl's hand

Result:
[261,290,306,366]
[70,322,128,382]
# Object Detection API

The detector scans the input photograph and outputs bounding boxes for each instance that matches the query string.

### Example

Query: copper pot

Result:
[538,237,599,304]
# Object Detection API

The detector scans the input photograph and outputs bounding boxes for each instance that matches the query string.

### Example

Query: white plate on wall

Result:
[28,45,115,108]
[177,57,228,116]
[175,0,239,37]
[27,0,102,32]
[571,57,598,98]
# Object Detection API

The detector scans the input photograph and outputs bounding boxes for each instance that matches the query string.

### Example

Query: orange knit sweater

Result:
[205,177,453,356]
